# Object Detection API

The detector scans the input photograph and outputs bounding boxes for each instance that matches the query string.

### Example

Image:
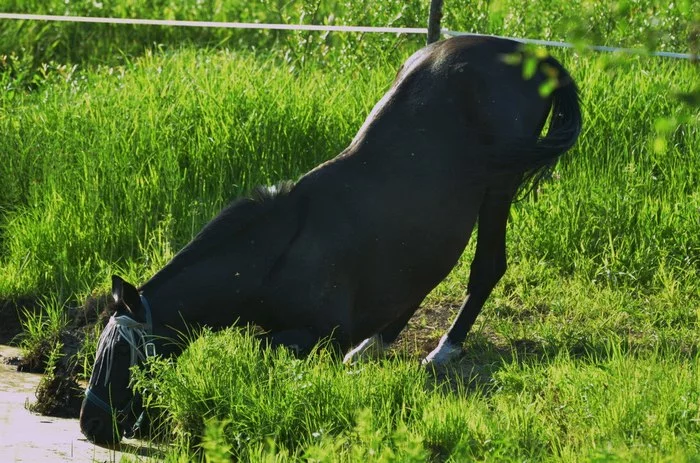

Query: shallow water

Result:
[0,345,156,462]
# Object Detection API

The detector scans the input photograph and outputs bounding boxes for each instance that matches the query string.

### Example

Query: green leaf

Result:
[653,137,667,154]
[501,52,523,66]
[522,56,537,80]
[539,79,558,98]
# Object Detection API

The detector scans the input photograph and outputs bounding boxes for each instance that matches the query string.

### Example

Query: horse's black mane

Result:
[155,181,295,277]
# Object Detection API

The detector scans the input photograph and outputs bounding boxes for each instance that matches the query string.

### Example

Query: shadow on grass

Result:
[419,325,699,398]
[388,301,699,398]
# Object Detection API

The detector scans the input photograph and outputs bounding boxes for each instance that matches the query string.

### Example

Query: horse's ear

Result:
[111,275,125,303]
[111,275,142,317]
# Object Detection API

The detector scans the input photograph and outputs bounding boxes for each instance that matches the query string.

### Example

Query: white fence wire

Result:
[0,12,696,60]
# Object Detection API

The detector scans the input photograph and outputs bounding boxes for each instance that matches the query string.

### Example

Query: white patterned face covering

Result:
[88,314,150,387]
[83,298,156,426]
[81,290,157,444]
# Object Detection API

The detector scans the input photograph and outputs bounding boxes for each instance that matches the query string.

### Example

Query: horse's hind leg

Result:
[424,175,521,366]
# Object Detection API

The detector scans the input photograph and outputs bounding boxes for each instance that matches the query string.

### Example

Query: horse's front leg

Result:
[343,334,384,364]
[423,179,518,366]
[264,329,320,356]
[343,309,416,364]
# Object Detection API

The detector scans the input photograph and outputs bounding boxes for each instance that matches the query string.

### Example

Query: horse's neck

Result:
[139,280,203,355]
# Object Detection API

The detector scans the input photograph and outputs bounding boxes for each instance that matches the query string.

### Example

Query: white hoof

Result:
[343,335,386,364]
[422,335,462,366]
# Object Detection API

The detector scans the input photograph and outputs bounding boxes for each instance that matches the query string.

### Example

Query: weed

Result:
[17,296,68,371]
[0,0,697,460]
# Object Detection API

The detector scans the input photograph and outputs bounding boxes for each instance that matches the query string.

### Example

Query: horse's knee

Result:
[343,335,386,364]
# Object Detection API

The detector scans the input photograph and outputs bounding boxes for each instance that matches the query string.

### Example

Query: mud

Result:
[0,344,159,462]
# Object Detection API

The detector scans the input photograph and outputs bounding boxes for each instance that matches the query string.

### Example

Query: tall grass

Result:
[0,0,697,460]
[1,46,696,302]
[16,295,67,369]
[512,54,699,288]
[132,328,699,461]
[0,48,391,296]
[134,328,432,460]
[0,0,694,87]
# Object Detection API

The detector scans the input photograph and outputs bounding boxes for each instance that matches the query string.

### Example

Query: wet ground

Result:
[0,344,157,462]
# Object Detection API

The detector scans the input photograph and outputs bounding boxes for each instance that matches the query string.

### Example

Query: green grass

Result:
[16,295,67,370]
[1,48,697,298]
[0,48,390,296]
[0,0,695,87]
[0,0,698,461]
[131,327,699,461]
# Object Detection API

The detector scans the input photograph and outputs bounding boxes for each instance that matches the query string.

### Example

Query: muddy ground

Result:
[0,295,112,417]
[0,344,159,462]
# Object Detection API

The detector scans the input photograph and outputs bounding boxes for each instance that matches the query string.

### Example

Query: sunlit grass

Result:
[16,296,68,370]
[0,1,698,459]
[0,48,390,296]
[132,327,699,461]
[1,48,697,300]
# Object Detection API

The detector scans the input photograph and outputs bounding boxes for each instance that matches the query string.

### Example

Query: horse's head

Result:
[80,275,155,445]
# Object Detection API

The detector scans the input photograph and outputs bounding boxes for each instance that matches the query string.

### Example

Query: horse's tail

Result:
[490,57,582,191]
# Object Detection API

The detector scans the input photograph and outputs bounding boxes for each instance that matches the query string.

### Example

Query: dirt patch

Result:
[0,296,38,345]
[29,364,84,418]
[31,294,115,419]
[393,303,461,358]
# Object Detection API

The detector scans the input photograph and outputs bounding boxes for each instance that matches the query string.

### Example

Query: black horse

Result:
[80,35,581,444]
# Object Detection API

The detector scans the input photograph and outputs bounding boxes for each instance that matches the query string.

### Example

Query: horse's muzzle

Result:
[79,398,124,445]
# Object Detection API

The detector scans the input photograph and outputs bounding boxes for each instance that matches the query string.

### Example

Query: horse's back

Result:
[232,36,574,342]
[262,36,567,340]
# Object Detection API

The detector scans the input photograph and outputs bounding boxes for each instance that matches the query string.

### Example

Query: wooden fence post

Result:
[427,0,444,44]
